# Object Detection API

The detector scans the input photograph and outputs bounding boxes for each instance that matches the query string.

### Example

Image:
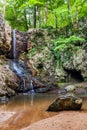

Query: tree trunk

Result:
[24,9,28,30]
[2,0,6,18]
[67,0,72,23]
[54,13,58,30]
[33,5,37,28]
[44,6,48,26]
[75,5,79,29]
[38,6,41,28]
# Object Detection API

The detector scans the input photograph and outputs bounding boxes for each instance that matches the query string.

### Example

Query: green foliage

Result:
[25,48,37,58]
[3,0,87,31]
[54,35,85,50]
[53,35,85,66]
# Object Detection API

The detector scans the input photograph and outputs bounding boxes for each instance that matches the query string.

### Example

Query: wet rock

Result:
[0,59,20,97]
[35,87,49,93]
[75,87,86,95]
[47,94,82,111]
[8,30,28,59]
[0,96,9,103]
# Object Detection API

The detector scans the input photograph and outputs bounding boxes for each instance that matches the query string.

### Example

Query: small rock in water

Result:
[0,96,8,103]
[47,94,82,111]
[30,89,35,94]
[65,85,75,92]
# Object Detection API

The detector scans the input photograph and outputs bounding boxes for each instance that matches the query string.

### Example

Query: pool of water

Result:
[0,93,87,130]
[0,94,58,130]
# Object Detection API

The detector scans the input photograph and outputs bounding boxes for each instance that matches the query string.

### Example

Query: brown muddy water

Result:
[0,94,58,130]
[0,93,87,130]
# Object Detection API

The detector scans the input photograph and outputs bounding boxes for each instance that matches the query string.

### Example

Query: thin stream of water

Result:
[13,30,16,59]
[12,30,35,93]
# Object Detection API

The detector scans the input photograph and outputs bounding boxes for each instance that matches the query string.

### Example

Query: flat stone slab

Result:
[0,111,15,123]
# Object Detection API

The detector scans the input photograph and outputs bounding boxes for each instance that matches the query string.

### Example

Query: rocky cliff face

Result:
[62,47,87,81]
[0,15,11,56]
[19,29,87,83]
[9,30,28,59]
[0,16,20,97]
[0,14,87,97]
[20,29,67,84]
[0,57,20,97]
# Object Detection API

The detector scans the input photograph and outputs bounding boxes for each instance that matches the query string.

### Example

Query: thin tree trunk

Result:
[75,5,79,29]
[67,0,72,23]
[20,0,28,30]
[38,6,41,28]
[44,6,48,26]
[67,0,73,34]
[54,13,58,30]
[29,14,31,27]
[2,0,6,18]
[24,9,28,30]
[33,5,37,28]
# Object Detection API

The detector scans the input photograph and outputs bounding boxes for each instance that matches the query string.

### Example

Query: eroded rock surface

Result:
[0,58,19,97]
[0,15,11,55]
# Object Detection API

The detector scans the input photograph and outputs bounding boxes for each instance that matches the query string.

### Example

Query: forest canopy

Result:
[0,0,87,32]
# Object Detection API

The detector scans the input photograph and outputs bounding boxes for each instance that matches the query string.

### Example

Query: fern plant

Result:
[54,35,85,47]
[54,35,85,66]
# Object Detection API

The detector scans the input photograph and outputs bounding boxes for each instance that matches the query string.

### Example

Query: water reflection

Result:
[0,94,58,130]
[30,94,34,106]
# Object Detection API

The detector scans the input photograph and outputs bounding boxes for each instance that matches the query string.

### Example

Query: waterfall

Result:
[30,80,35,94]
[12,29,35,94]
[12,30,26,93]
[23,78,26,93]
[13,30,16,59]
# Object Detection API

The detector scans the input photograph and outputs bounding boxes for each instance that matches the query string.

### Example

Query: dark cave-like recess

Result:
[65,69,84,81]
[37,63,43,69]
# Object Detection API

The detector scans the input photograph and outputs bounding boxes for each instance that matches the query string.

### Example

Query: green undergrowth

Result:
[54,35,85,51]
[53,35,85,67]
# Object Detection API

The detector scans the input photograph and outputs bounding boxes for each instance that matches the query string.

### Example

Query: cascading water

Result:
[11,29,35,94]
[13,30,16,59]
[12,30,26,93]
[30,80,35,94]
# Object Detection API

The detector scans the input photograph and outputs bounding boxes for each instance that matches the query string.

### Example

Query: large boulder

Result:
[47,94,82,111]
